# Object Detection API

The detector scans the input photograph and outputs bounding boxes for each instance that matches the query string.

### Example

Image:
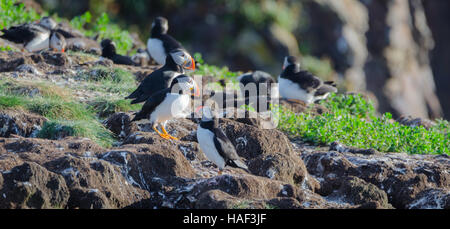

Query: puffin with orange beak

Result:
[126,48,197,104]
[147,17,186,66]
[132,75,198,140]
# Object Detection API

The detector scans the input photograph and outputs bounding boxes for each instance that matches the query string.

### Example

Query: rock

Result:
[0,162,69,209]
[218,119,312,189]
[0,110,47,138]
[41,51,70,67]
[332,176,392,209]
[300,149,450,209]
[104,112,138,139]
[407,188,450,209]
[396,116,436,129]
[330,142,381,155]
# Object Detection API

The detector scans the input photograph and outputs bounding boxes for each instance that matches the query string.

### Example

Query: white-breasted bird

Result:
[147,17,185,66]
[197,106,249,175]
[278,56,337,104]
[132,75,198,140]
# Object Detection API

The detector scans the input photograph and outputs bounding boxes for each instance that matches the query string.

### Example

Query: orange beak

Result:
[185,57,195,70]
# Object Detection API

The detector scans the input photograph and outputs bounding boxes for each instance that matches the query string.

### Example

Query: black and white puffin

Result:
[278,56,337,104]
[147,17,185,65]
[49,31,66,52]
[125,48,196,104]
[197,106,249,175]
[1,18,66,53]
[237,70,277,98]
[132,75,198,140]
[100,39,137,66]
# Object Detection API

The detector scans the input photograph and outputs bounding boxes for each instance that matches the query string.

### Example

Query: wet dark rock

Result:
[0,110,47,138]
[0,162,69,209]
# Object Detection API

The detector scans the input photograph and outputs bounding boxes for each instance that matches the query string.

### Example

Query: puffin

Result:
[237,71,277,98]
[147,17,185,65]
[125,48,196,104]
[39,16,83,39]
[197,106,249,175]
[49,32,67,52]
[132,75,198,140]
[278,56,337,104]
[100,39,137,66]
[1,18,66,53]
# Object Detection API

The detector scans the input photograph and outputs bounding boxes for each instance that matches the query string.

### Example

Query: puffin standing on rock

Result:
[125,48,196,104]
[197,106,249,175]
[147,17,185,65]
[279,56,337,104]
[132,75,198,140]
[101,39,137,66]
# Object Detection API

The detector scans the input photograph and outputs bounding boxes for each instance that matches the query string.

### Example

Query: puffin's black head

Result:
[283,56,300,70]
[39,16,57,30]
[169,75,199,96]
[101,39,116,57]
[167,49,196,71]
[50,32,66,52]
[151,17,169,35]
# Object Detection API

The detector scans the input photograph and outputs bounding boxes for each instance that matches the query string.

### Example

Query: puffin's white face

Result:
[170,50,195,70]
[170,76,199,96]
[39,17,57,30]
[50,33,66,52]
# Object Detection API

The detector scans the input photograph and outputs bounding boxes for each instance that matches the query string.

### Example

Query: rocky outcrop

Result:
[0,110,47,138]
[298,142,450,209]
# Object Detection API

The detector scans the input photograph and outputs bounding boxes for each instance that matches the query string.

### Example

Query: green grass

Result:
[88,97,142,118]
[0,78,115,147]
[274,94,449,155]
[75,66,137,95]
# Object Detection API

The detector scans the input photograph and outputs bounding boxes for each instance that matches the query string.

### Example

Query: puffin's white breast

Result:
[25,31,50,52]
[197,126,226,169]
[147,38,166,65]
[278,77,314,104]
[149,93,190,123]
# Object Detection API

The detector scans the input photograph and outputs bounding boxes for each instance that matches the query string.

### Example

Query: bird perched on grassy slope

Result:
[278,56,337,104]
[132,75,198,140]
[125,48,196,104]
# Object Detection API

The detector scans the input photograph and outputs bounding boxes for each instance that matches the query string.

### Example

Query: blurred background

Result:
[29,0,450,120]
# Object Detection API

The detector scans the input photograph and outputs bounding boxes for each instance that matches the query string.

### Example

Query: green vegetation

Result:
[75,66,137,96]
[193,53,241,80]
[69,12,134,55]
[274,94,449,155]
[0,0,41,30]
[0,0,135,55]
[0,78,115,147]
[88,97,141,118]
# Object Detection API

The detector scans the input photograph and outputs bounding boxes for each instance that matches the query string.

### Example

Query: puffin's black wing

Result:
[292,70,322,92]
[55,28,77,39]
[131,88,169,122]
[212,122,248,170]
[126,69,176,104]
[1,24,38,44]
[159,34,184,52]
[112,54,137,66]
